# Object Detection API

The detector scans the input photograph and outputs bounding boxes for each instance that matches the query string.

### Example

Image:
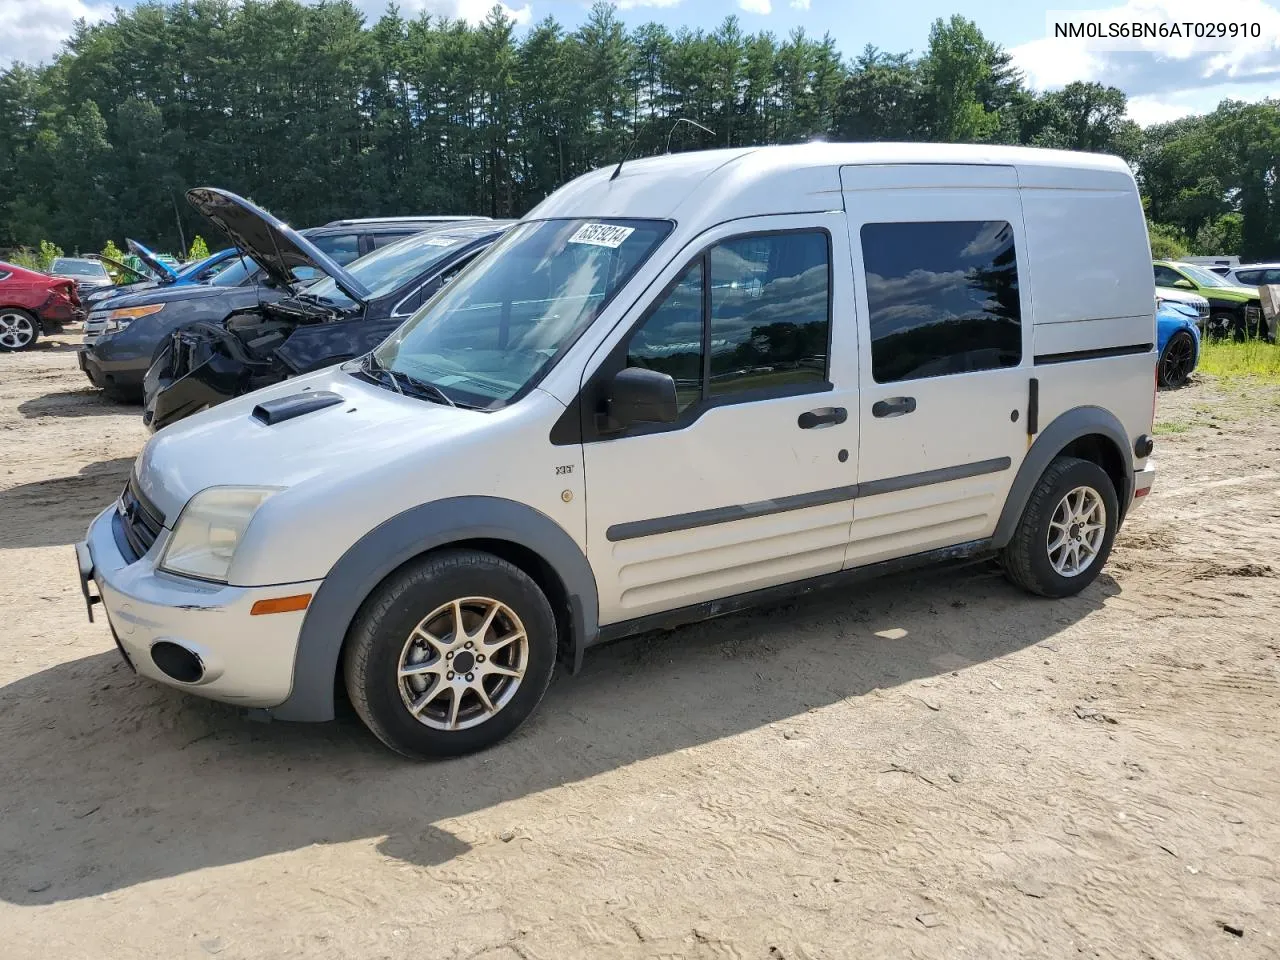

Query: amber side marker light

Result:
[250,594,312,616]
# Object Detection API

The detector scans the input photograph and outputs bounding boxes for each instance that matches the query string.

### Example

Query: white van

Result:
[77,144,1159,758]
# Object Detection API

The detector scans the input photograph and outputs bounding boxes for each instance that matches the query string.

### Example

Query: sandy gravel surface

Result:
[2,332,1278,959]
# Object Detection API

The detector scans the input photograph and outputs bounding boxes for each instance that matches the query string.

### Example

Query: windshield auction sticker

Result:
[568,223,635,248]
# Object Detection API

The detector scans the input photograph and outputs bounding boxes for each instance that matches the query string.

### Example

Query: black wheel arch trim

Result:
[270,496,600,722]
[992,405,1135,550]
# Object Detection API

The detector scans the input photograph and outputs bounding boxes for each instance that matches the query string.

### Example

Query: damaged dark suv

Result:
[142,188,512,432]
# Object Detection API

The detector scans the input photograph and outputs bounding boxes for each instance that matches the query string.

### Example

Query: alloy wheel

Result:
[396,596,529,731]
[1160,332,1195,386]
[1046,485,1107,577]
[0,311,35,349]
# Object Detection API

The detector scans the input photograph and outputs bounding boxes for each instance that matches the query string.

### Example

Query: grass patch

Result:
[1153,421,1191,435]
[1198,338,1280,382]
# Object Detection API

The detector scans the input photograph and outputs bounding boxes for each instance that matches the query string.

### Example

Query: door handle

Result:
[797,407,848,429]
[872,396,916,418]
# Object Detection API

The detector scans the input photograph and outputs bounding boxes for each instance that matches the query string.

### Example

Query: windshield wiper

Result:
[396,371,458,408]
[360,352,459,407]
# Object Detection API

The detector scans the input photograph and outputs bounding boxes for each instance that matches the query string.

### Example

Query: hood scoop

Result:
[252,391,344,425]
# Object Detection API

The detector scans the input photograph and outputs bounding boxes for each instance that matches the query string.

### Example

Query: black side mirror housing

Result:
[602,367,678,430]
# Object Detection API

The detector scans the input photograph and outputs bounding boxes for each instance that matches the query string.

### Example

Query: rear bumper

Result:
[37,298,84,332]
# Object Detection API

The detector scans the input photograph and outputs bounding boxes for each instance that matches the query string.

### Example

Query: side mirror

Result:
[604,367,678,430]
[1173,278,1195,289]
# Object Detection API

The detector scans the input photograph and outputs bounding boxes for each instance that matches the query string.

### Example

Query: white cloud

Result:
[0,0,112,67]
[616,0,683,9]
[1011,0,1280,124]
[789,0,811,8]
[738,0,772,13]
[402,0,533,26]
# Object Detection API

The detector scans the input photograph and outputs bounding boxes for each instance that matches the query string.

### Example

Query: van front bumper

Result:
[1129,461,1156,511]
[77,505,322,709]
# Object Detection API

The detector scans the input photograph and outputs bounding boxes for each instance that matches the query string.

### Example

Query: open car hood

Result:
[126,238,180,283]
[186,187,371,305]
[88,253,149,284]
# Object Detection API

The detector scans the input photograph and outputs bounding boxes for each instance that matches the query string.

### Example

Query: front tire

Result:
[1001,456,1119,598]
[1158,329,1196,388]
[343,549,557,759]
[1208,311,1244,342]
[0,308,39,351]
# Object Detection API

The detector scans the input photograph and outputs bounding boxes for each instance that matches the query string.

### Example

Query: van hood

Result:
[134,366,481,522]
[186,187,370,305]
[126,239,180,283]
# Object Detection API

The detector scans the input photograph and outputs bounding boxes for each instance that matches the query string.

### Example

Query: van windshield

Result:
[374,218,672,406]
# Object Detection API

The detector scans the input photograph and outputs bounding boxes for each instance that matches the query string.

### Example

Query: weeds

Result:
[1198,338,1280,382]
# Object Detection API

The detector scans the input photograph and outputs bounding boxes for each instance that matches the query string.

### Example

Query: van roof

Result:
[320,215,490,227]
[528,142,1136,224]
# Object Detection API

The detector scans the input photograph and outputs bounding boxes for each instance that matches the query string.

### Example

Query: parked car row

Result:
[1153,259,1268,341]
[77,200,491,399]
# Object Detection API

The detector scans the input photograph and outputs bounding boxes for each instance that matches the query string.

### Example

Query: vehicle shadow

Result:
[0,561,1118,905]
[17,389,140,419]
[0,458,133,548]
[30,341,83,354]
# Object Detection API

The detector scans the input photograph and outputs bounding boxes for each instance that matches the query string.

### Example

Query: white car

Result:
[77,143,1159,758]
[1154,285,1209,325]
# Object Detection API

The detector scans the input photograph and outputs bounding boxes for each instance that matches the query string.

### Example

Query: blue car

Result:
[84,242,240,307]
[1157,296,1201,388]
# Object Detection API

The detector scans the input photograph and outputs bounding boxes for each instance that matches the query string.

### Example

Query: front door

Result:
[841,164,1033,567]
[580,215,861,626]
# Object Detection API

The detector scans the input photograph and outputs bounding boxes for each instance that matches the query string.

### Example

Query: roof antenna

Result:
[609,135,640,182]
[666,118,714,154]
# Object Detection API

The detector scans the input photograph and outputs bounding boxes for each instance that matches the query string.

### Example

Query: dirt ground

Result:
[2,330,1278,960]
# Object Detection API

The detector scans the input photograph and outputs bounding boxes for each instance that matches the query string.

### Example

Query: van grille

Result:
[117,476,166,562]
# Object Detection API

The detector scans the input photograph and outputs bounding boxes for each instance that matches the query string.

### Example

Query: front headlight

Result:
[159,486,281,582]
[105,303,164,333]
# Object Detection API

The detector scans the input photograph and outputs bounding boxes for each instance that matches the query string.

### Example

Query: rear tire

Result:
[1001,456,1119,598]
[0,308,39,351]
[343,549,557,759]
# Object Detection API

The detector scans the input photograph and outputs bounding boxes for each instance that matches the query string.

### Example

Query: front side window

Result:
[707,233,829,396]
[862,220,1022,383]
[626,261,705,413]
[375,218,672,407]
[1153,265,1184,287]
[623,230,831,415]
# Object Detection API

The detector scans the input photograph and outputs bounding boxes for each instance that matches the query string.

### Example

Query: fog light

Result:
[151,641,204,683]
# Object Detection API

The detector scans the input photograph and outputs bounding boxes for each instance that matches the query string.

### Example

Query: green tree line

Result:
[0,0,1276,261]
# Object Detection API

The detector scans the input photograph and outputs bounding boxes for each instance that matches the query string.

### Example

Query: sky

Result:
[2,0,1278,126]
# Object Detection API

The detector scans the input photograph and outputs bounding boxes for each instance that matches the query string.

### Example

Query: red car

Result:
[0,260,84,351]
